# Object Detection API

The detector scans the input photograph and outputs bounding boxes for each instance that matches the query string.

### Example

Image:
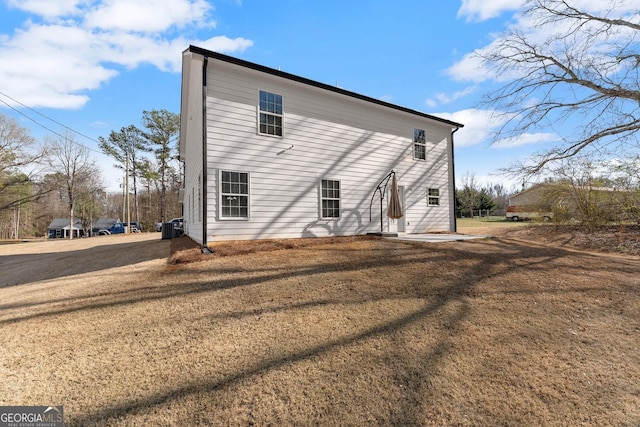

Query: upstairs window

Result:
[220,170,249,219]
[259,90,283,136]
[427,188,440,206]
[413,128,426,160]
[321,179,340,218]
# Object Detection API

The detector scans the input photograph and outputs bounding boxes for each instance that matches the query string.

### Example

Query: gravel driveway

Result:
[0,233,170,288]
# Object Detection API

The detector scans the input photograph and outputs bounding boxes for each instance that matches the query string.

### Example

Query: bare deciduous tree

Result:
[75,171,105,237]
[48,133,97,239]
[485,182,511,210]
[479,0,640,176]
[0,113,48,212]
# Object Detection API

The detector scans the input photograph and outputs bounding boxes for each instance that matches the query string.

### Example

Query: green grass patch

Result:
[457,216,528,228]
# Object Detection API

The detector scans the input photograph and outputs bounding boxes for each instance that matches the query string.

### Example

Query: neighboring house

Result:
[92,218,125,235]
[507,183,637,222]
[47,218,126,238]
[179,45,464,244]
[47,218,84,239]
[506,184,554,221]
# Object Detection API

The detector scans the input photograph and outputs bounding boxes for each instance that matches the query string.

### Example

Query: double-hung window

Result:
[413,128,426,160]
[427,188,440,206]
[259,90,283,136]
[220,170,249,219]
[321,179,340,218]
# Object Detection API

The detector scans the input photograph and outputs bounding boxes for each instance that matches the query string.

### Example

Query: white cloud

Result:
[492,132,558,148]
[0,0,253,109]
[446,32,540,84]
[6,0,87,19]
[457,0,525,22]
[84,0,214,33]
[196,35,253,58]
[436,108,508,147]
[447,50,492,83]
[450,0,640,83]
[436,109,558,149]
[0,22,117,109]
[425,86,476,108]
[455,172,518,191]
[97,33,253,73]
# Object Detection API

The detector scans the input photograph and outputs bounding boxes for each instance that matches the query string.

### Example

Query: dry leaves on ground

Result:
[1,228,639,425]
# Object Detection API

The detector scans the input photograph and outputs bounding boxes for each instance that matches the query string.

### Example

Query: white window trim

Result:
[218,169,251,220]
[319,178,341,220]
[427,188,440,206]
[413,128,426,161]
[257,90,284,138]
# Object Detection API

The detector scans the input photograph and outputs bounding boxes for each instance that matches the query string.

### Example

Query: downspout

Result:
[451,126,460,233]
[201,56,209,250]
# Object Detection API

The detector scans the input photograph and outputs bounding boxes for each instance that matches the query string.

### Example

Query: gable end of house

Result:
[186,45,463,130]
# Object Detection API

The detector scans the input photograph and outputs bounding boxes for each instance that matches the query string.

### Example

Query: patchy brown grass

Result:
[169,234,379,264]
[1,229,639,425]
[170,223,640,264]
[498,224,640,256]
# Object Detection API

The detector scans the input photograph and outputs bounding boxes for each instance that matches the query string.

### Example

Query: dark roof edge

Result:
[186,45,464,129]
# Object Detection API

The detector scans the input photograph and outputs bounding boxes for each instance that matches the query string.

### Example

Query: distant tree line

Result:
[0,110,182,239]
[456,154,640,229]
[455,174,511,218]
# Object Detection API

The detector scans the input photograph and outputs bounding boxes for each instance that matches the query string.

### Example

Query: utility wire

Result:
[0,91,104,154]
[0,91,103,145]
[0,90,180,153]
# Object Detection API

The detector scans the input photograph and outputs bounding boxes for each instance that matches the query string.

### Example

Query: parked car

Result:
[124,222,141,232]
[169,217,184,233]
[154,218,184,236]
[92,219,125,236]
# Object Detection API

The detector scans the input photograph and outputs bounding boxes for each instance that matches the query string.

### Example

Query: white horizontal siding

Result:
[195,57,456,241]
[180,52,204,244]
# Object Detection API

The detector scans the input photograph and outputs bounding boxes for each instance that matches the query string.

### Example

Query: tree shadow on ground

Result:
[54,237,637,426]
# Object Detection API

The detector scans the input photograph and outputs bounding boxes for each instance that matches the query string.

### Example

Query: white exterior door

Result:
[386,185,406,234]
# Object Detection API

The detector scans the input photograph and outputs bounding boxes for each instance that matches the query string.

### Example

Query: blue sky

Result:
[0,0,611,192]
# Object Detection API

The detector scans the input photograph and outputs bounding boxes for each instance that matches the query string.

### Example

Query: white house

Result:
[47,218,84,239]
[179,45,464,245]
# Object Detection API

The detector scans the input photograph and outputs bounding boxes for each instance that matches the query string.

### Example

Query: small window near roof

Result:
[258,90,283,136]
[413,128,426,160]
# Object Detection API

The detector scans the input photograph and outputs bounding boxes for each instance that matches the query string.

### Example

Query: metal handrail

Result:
[369,170,395,234]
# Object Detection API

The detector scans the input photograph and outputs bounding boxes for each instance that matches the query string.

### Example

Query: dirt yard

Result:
[0,226,639,426]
